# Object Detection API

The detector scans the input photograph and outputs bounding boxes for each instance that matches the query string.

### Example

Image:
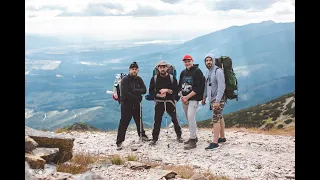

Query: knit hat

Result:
[129,61,139,69]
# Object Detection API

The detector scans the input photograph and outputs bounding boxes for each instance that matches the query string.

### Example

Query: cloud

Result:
[128,4,177,16]
[26,5,68,12]
[160,0,183,4]
[211,0,278,11]
[57,2,126,16]
[25,0,295,41]
[276,8,294,15]
[57,2,177,17]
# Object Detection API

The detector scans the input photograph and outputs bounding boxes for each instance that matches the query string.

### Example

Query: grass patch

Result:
[110,154,125,165]
[163,165,195,179]
[284,118,293,124]
[56,153,103,174]
[127,153,138,161]
[161,165,231,179]
[225,126,295,136]
[54,122,101,133]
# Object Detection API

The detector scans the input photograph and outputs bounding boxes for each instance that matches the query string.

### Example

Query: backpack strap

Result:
[215,67,219,75]
[154,75,157,84]
[169,74,173,84]
[154,74,173,84]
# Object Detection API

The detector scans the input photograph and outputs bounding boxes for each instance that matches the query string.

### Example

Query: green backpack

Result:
[215,56,238,101]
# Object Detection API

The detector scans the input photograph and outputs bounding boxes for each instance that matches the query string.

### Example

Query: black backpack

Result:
[215,56,238,101]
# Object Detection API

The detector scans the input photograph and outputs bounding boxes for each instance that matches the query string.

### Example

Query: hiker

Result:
[178,54,205,150]
[148,60,183,146]
[202,54,227,150]
[116,62,150,150]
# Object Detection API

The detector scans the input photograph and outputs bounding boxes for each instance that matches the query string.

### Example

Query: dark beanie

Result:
[129,61,139,69]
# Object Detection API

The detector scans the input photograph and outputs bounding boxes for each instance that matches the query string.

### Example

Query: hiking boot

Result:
[184,137,198,144]
[116,143,123,150]
[177,136,184,143]
[149,140,157,146]
[184,139,197,150]
[141,135,150,142]
[205,143,219,150]
[218,137,226,143]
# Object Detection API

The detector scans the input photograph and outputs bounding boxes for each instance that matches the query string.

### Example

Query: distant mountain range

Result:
[25,20,295,131]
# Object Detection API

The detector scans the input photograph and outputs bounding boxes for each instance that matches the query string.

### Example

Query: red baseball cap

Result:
[182,54,193,61]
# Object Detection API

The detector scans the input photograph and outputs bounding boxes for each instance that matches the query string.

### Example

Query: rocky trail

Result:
[26,127,295,180]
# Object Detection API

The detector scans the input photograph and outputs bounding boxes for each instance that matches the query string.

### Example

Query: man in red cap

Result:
[178,54,205,150]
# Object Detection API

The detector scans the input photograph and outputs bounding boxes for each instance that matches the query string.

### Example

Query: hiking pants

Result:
[152,101,182,141]
[182,100,198,139]
[116,101,146,145]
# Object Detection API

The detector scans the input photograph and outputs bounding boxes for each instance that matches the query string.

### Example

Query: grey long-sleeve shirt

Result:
[204,64,226,103]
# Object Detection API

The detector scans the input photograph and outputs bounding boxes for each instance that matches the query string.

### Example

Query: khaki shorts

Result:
[210,98,226,123]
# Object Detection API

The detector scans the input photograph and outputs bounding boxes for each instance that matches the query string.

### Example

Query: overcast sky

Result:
[25,0,295,41]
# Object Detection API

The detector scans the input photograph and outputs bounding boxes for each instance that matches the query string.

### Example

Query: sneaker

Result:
[177,136,184,143]
[205,143,219,150]
[218,137,226,143]
[184,139,197,150]
[116,143,123,150]
[149,140,157,146]
[142,135,150,142]
[184,137,198,144]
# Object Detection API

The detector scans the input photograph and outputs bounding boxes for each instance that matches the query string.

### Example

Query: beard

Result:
[206,63,212,69]
[130,72,137,77]
[160,70,166,75]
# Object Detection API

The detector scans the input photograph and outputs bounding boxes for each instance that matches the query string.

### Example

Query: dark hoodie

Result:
[178,64,205,101]
[120,74,146,103]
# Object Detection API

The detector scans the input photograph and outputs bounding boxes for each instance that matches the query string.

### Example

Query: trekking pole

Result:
[139,102,143,143]
[164,100,170,148]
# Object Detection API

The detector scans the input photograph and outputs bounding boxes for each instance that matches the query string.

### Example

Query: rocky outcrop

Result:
[25,126,74,163]
[33,148,59,163]
[147,169,177,180]
[125,161,151,170]
[25,153,46,169]
[25,135,38,152]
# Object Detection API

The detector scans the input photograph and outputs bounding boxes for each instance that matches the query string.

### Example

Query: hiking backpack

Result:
[152,63,176,84]
[214,56,238,101]
[113,73,127,104]
[145,63,180,101]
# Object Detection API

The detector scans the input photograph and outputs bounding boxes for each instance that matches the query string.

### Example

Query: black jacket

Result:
[148,74,178,102]
[178,64,204,101]
[120,75,146,103]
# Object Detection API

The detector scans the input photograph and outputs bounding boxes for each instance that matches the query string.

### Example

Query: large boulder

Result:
[25,135,38,152]
[32,148,59,163]
[25,153,46,169]
[25,126,75,163]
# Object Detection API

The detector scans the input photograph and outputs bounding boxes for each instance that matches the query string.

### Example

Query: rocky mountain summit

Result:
[25,125,295,180]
